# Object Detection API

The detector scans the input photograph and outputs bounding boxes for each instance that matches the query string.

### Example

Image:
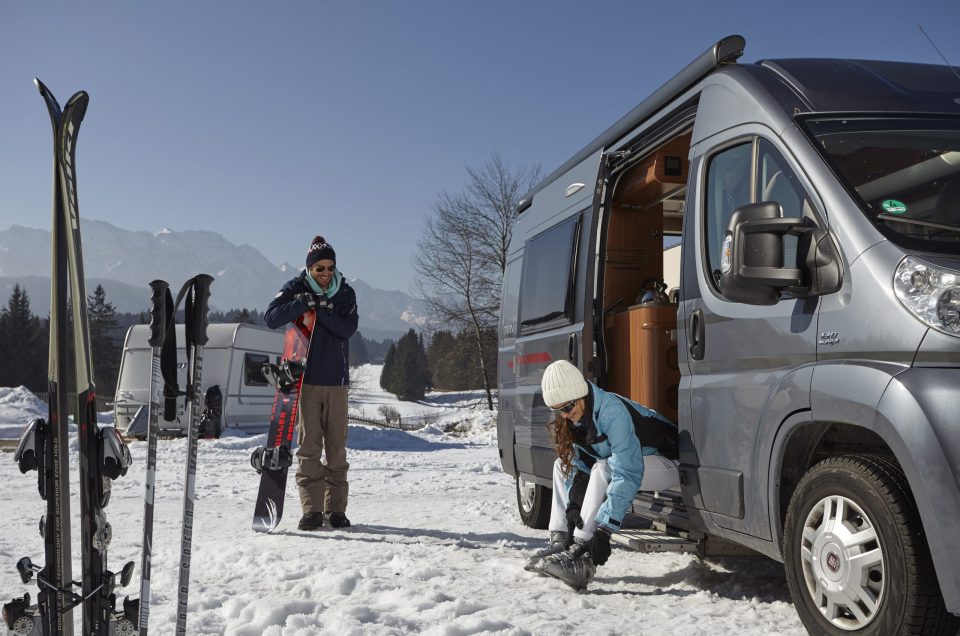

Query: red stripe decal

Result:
[507,352,554,369]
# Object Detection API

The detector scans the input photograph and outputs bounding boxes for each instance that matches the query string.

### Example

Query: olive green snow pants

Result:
[295,384,349,515]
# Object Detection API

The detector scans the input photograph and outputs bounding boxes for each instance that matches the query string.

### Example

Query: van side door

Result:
[683,130,820,541]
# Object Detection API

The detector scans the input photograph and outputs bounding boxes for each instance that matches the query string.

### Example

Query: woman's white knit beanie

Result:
[541,360,588,407]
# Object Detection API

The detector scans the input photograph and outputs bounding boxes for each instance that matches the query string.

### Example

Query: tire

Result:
[516,473,551,529]
[783,455,959,635]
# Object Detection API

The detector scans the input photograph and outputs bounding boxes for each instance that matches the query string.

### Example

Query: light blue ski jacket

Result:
[567,382,673,531]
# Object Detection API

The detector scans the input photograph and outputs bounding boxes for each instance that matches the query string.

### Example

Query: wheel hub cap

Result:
[799,495,885,630]
[518,475,536,513]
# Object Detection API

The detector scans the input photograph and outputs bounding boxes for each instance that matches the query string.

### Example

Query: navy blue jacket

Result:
[264,271,359,386]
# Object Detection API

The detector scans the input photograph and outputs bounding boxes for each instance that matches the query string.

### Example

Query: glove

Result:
[564,503,583,539]
[296,292,331,311]
[586,527,612,566]
[296,292,318,309]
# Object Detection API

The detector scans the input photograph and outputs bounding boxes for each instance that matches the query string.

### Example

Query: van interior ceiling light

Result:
[894,256,960,335]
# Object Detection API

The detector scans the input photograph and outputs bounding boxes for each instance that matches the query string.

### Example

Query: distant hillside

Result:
[0,221,429,340]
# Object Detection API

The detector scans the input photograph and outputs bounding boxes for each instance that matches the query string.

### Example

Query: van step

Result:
[612,528,700,553]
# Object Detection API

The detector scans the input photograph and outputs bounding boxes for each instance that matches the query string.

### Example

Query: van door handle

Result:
[689,308,705,360]
[568,333,577,364]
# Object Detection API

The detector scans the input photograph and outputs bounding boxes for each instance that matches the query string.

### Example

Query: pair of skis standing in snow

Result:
[3,81,213,636]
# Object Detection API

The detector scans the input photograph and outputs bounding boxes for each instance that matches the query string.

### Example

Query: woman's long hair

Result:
[548,398,584,476]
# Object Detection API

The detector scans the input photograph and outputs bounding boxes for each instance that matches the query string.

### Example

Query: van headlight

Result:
[894,256,960,336]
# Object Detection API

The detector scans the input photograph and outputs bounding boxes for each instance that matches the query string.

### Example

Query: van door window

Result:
[757,139,814,273]
[243,353,269,386]
[519,214,581,333]
[705,142,753,287]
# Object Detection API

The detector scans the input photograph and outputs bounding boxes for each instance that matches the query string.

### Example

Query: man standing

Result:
[265,235,359,530]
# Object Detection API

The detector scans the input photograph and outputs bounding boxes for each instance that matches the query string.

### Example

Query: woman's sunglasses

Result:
[312,265,335,273]
[548,399,578,414]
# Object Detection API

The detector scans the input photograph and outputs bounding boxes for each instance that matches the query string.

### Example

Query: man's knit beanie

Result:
[306,235,336,269]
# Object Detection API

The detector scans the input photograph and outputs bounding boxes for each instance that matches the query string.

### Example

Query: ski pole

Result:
[176,274,213,635]
[139,279,170,636]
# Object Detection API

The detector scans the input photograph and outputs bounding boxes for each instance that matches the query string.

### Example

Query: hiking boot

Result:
[297,512,324,531]
[524,531,569,572]
[538,538,596,591]
[328,512,351,528]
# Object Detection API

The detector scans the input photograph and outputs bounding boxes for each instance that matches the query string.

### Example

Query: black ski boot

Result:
[537,538,596,591]
[524,531,569,572]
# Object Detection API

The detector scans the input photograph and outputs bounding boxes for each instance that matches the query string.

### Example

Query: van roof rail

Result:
[517,34,746,214]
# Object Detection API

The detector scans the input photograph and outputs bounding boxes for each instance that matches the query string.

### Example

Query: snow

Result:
[0,386,48,437]
[0,369,805,634]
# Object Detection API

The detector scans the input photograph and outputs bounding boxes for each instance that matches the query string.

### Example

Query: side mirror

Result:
[718,202,816,305]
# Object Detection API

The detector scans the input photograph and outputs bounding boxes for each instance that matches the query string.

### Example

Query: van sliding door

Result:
[511,151,604,484]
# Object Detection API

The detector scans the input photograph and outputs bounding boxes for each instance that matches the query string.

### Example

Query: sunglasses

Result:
[311,265,335,273]
[548,399,578,414]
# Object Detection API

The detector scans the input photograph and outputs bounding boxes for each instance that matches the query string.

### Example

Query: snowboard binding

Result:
[250,445,294,474]
[261,360,305,394]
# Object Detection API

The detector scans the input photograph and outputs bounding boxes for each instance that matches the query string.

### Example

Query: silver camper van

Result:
[114,323,283,435]
[498,35,960,633]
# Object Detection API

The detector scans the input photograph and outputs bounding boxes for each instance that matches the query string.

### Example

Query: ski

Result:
[4,79,77,636]
[57,87,137,636]
[175,274,213,636]
[137,280,172,636]
[250,310,315,533]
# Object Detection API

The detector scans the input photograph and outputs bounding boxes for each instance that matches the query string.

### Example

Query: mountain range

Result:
[0,221,428,341]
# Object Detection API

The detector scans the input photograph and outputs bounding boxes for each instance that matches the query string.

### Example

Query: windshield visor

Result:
[804,116,960,251]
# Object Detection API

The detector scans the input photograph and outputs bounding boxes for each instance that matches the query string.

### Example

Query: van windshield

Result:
[803,116,960,251]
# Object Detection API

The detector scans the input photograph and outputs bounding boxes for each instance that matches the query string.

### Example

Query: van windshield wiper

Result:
[876,214,960,234]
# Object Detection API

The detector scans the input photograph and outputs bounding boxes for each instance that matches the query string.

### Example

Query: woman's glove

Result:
[564,504,583,540]
[586,527,612,566]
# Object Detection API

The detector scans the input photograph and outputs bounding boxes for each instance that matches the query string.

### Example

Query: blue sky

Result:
[1,1,958,293]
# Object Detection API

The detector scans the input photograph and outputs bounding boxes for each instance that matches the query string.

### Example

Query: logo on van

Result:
[818,331,840,346]
[881,199,907,214]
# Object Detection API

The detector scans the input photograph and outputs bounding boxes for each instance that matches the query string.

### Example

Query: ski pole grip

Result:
[148,279,169,347]
[191,274,214,347]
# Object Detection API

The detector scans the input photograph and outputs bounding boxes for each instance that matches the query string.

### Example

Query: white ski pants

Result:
[548,455,681,540]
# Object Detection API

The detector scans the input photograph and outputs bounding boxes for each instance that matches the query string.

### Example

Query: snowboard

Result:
[251,310,315,532]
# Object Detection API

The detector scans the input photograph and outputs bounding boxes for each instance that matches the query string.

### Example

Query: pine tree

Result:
[349,330,371,367]
[380,342,397,391]
[88,284,121,397]
[0,284,46,391]
[385,329,430,401]
[427,330,458,390]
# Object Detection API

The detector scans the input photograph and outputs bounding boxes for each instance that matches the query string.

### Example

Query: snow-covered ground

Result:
[0,368,805,635]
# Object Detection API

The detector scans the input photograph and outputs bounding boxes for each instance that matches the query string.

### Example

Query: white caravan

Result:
[113,323,284,435]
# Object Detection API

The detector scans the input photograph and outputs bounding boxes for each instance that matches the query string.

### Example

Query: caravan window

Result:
[243,353,270,386]
[519,214,581,333]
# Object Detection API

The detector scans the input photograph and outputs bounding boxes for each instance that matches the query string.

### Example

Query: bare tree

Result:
[414,153,541,409]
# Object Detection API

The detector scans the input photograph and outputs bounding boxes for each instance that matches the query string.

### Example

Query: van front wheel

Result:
[783,455,957,635]
[516,474,550,529]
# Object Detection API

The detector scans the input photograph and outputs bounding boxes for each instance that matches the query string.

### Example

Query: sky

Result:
[1,1,959,293]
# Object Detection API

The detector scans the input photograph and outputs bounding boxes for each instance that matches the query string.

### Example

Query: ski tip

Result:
[34,77,49,94]
[66,90,90,110]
